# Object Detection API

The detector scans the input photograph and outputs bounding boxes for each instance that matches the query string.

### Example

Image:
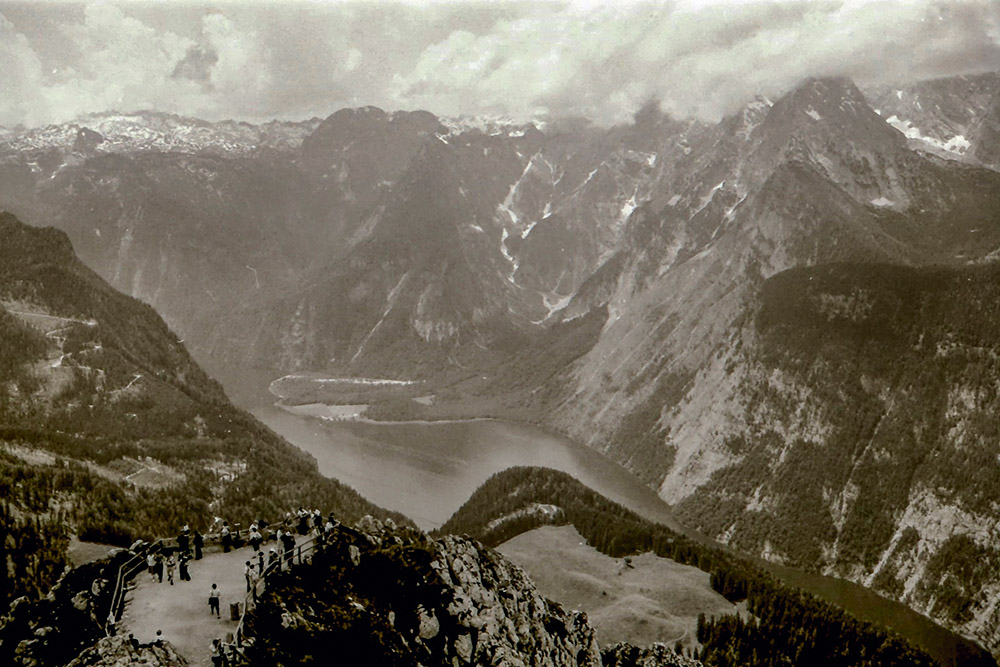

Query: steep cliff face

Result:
[670,263,1000,653]
[548,76,1000,474]
[243,518,697,667]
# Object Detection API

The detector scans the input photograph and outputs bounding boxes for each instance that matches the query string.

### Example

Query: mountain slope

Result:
[674,262,1000,652]
[0,210,405,609]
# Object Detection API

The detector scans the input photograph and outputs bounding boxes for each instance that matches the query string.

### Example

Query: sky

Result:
[1,0,999,129]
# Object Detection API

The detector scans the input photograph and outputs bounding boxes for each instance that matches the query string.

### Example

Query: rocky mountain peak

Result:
[740,75,911,209]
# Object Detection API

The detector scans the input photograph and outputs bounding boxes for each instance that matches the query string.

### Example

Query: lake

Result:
[253,405,678,531]
[254,405,994,667]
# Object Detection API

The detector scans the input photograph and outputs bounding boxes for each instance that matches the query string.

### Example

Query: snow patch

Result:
[500,228,519,283]
[885,115,971,155]
[870,196,894,207]
[690,181,725,218]
[804,107,822,121]
[619,187,639,222]
[666,194,681,207]
[724,194,748,221]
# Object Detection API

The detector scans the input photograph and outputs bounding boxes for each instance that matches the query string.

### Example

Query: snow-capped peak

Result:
[437,114,542,139]
[0,110,321,157]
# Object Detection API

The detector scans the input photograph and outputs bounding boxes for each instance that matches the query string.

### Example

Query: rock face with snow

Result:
[865,73,1000,166]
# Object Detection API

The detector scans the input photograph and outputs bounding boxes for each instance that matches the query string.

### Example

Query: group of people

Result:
[143,525,206,585]
[145,548,189,585]
[129,508,344,664]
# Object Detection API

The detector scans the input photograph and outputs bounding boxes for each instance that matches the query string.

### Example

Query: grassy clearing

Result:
[497,524,736,650]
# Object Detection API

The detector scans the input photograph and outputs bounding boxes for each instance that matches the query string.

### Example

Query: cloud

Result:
[390,0,1000,124]
[0,0,998,129]
[0,13,47,127]
[172,45,218,85]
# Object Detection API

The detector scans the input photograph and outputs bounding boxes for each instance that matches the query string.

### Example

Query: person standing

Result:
[281,531,296,568]
[257,550,265,575]
[146,552,156,580]
[210,638,223,667]
[244,561,254,593]
[208,583,221,618]
[166,556,175,585]
[249,567,260,604]
[297,507,308,535]
[154,554,164,583]
[179,552,191,582]
[221,522,231,553]
[193,530,204,560]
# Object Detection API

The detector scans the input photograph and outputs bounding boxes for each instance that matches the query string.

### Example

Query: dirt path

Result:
[119,538,303,666]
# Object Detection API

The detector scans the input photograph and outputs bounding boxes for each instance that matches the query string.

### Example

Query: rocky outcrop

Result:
[65,636,188,667]
[430,534,602,666]
[0,550,129,667]
[244,518,694,667]
[603,642,703,667]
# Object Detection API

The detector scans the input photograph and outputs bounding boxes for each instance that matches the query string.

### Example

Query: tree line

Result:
[438,466,994,667]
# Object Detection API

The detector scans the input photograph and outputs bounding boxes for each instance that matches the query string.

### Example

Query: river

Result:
[254,405,993,667]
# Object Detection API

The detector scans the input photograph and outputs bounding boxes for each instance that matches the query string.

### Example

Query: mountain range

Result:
[4,71,1000,652]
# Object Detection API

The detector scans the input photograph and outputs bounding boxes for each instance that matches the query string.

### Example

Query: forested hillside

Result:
[440,466,994,667]
[0,211,405,610]
[674,262,1000,646]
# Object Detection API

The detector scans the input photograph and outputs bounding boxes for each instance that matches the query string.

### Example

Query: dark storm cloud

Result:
[171,44,218,85]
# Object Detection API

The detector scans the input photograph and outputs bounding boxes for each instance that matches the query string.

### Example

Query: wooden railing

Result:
[104,515,342,656]
[223,532,326,663]
[104,539,164,635]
